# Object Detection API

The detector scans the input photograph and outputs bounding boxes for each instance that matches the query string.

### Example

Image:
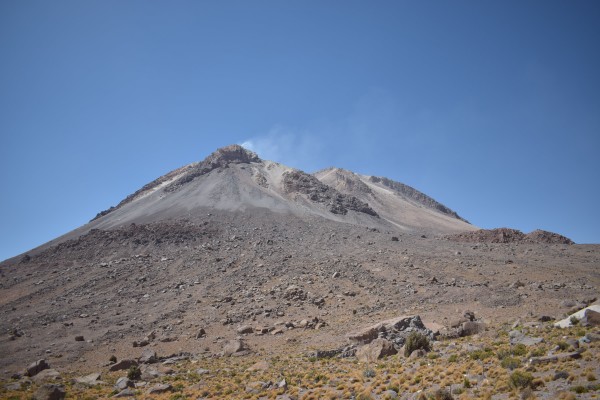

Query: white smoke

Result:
[240,126,323,171]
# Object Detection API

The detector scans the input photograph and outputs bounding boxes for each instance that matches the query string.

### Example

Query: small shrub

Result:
[501,357,521,370]
[509,370,534,389]
[363,368,376,378]
[448,354,458,363]
[452,387,464,395]
[587,372,597,381]
[570,385,588,394]
[463,377,471,388]
[127,365,141,380]
[520,387,534,399]
[496,349,510,360]
[432,388,454,399]
[512,344,527,356]
[469,349,493,360]
[528,347,546,357]
[357,392,374,400]
[404,332,431,356]
[569,316,579,325]
[556,341,569,351]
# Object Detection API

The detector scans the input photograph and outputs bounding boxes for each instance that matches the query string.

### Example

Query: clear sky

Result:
[1,1,599,261]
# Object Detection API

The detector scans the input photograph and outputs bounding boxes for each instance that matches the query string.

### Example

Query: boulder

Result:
[195,328,206,338]
[147,383,172,394]
[31,369,61,383]
[509,331,543,346]
[223,339,250,356]
[356,338,397,363]
[554,304,600,328]
[33,384,65,400]
[581,309,600,327]
[460,321,485,337]
[109,359,138,372]
[409,349,427,359]
[237,325,254,335]
[25,359,50,377]
[113,388,136,397]
[463,310,476,321]
[139,349,157,364]
[348,315,432,346]
[73,372,103,386]
[114,377,134,390]
[529,350,582,365]
[140,365,162,380]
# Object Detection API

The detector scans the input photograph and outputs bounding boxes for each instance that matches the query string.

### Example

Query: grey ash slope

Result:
[75,144,473,246]
[314,167,475,234]
[87,145,381,231]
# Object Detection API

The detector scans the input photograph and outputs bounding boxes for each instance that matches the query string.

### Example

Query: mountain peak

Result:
[204,144,260,167]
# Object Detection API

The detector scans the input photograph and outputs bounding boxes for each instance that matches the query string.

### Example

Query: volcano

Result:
[0,144,597,393]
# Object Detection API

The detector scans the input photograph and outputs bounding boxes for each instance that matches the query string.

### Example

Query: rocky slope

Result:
[446,228,575,245]
[0,144,597,399]
[314,167,474,234]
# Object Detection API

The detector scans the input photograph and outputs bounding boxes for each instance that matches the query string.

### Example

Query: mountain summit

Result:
[86,144,473,239]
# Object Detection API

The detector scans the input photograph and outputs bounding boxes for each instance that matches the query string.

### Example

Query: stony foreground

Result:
[2,318,599,400]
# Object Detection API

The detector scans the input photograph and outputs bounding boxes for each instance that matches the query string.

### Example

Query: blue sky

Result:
[1,1,599,260]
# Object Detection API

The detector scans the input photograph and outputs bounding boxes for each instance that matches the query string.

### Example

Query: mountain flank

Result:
[0,144,597,399]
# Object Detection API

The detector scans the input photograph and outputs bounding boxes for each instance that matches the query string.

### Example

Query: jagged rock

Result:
[529,350,582,365]
[356,338,397,363]
[195,328,206,338]
[446,228,573,244]
[147,383,172,394]
[140,365,161,380]
[282,170,378,216]
[237,325,254,334]
[463,311,476,321]
[132,339,149,347]
[509,331,543,346]
[409,349,427,359]
[33,384,65,400]
[25,359,49,377]
[348,315,432,346]
[585,332,600,342]
[31,369,61,383]
[581,309,600,327]
[139,349,157,364]
[113,388,136,397]
[223,339,250,356]
[555,305,600,328]
[73,372,103,386]
[460,321,485,337]
[114,377,134,390]
[278,379,288,390]
[109,359,138,372]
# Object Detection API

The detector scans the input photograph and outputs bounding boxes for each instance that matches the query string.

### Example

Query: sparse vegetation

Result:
[404,332,431,356]
[127,365,141,381]
[509,370,534,389]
